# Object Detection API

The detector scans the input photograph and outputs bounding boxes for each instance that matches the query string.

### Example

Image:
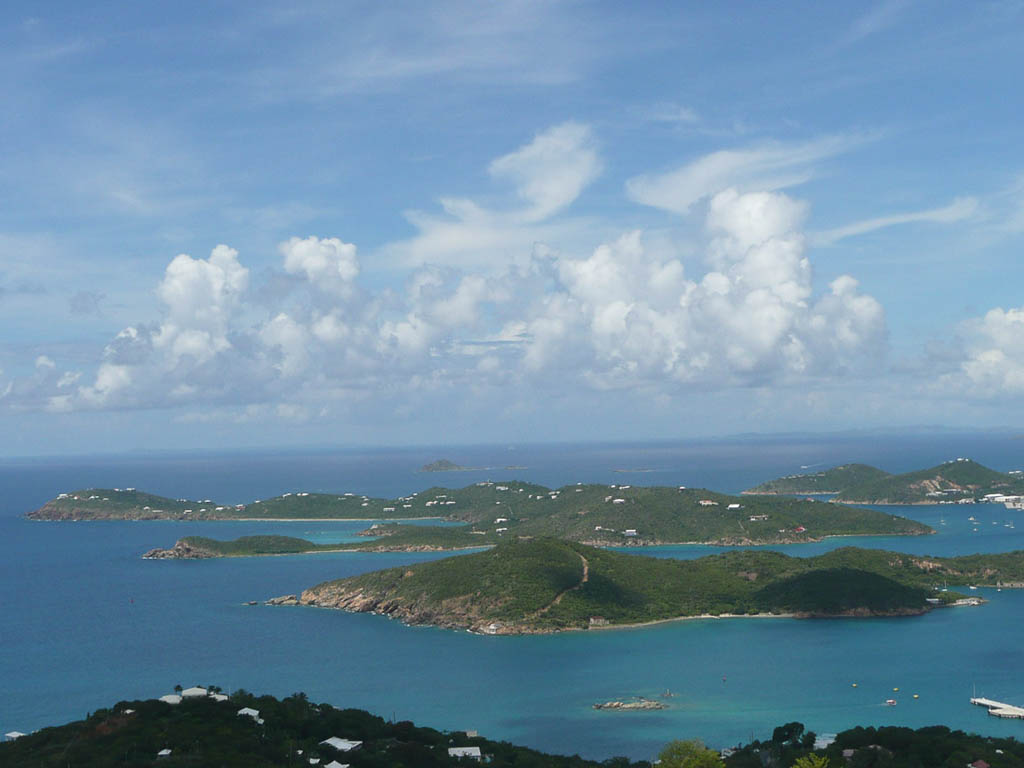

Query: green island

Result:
[287,538,1019,634]
[746,458,1024,504]
[5,689,1021,768]
[421,458,472,471]
[133,481,933,557]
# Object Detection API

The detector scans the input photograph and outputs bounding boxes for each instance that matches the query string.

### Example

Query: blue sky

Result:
[2,1,1024,457]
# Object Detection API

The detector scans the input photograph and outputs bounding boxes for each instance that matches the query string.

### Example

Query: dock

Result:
[971,697,1024,719]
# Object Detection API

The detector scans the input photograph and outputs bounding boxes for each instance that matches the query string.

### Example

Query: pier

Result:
[971,697,1024,719]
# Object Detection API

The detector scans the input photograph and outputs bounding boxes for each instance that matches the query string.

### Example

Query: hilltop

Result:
[744,464,891,495]
[747,458,1024,504]
[0,688,647,767]
[293,539,1009,633]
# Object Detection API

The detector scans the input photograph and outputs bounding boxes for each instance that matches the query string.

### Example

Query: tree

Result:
[792,755,830,768]
[772,722,805,745]
[657,739,725,768]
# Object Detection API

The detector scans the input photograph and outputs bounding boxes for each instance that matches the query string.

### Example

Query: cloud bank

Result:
[13,185,887,417]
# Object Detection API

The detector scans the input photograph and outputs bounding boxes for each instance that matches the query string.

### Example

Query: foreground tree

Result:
[658,739,725,768]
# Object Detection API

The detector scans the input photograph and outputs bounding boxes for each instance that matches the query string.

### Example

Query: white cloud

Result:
[811,197,979,245]
[153,244,248,366]
[382,122,604,269]
[280,236,359,296]
[488,122,601,222]
[6,145,888,417]
[625,135,861,215]
[945,307,1024,396]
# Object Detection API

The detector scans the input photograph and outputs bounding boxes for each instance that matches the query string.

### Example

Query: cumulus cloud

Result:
[152,244,248,366]
[944,307,1024,396]
[280,236,359,296]
[625,135,860,215]
[11,186,889,415]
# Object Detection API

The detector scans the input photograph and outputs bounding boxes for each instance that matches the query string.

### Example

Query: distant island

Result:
[288,539,1010,634]
[131,481,933,556]
[421,458,471,472]
[746,458,1024,504]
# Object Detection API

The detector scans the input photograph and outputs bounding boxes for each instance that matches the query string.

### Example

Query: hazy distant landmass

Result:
[747,459,1024,504]
[291,538,1011,634]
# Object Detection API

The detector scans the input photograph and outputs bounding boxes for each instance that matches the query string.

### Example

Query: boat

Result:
[885,699,897,706]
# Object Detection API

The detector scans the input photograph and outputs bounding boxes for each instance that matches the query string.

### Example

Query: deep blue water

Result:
[3,434,1024,760]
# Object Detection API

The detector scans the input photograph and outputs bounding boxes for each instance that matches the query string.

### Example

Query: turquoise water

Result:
[3,437,1024,760]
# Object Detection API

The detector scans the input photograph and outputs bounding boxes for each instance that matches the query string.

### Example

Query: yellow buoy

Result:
[893,687,899,692]
[913,694,919,699]
[852,683,858,688]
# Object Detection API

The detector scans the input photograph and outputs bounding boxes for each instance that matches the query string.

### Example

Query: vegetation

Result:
[658,740,724,768]
[834,459,1024,504]
[723,722,1024,768]
[745,465,891,495]
[48,482,932,552]
[6,692,1022,768]
[748,459,1024,504]
[297,539,1014,632]
[146,535,349,558]
[0,690,650,767]
[144,529,497,558]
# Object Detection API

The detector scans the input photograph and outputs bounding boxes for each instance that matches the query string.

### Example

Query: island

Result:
[134,481,933,557]
[420,458,471,472]
[283,538,1016,634]
[746,458,1024,504]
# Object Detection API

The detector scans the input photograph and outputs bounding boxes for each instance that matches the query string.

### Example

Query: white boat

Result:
[885,699,897,706]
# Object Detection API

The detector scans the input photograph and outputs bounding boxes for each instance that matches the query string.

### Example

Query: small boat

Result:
[885,699,897,706]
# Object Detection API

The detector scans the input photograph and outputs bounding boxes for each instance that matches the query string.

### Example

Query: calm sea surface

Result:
[3,434,1024,760]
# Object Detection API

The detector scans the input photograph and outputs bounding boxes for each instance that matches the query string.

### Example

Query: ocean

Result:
[3,432,1024,760]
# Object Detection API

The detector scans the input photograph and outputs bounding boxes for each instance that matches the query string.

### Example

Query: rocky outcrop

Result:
[296,582,535,633]
[593,698,668,711]
[265,594,300,606]
[141,540,215,559]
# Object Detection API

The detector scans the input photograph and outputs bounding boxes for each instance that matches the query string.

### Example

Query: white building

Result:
[158,694,182,705]
[448,746,483,760]
[181,686,207,698]
[320,737,363,752]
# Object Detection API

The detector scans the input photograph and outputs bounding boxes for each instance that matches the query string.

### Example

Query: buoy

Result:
[893,687,899,692]
[852,683,857,687]
[913,694,919,699]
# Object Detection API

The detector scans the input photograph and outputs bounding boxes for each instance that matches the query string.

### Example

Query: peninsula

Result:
[746,458,1024,504]
[289,539,1010,634]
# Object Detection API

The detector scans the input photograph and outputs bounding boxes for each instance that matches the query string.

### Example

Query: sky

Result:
[2,0,1024,457]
